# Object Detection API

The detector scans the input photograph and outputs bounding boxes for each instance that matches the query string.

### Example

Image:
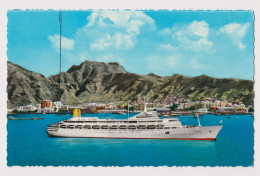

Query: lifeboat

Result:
[101,125,109,129]
[147,125,156,129]
[156,125,164,129]
[92,125,100,129]
[110,125,118,129]
[137,125,146,129]
[83,125,91,129]
[75,125,83,129]
[67,125,74,129]
[128,125,136,129]
[60,125,67,129]
[119,125,127,129]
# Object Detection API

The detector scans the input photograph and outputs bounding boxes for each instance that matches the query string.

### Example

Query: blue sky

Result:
[7,10,254,80]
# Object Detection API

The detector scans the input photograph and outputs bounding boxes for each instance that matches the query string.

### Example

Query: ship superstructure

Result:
[47,104,222,140]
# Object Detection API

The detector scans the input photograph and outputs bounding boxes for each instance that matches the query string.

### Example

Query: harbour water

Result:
[7,113,254,166]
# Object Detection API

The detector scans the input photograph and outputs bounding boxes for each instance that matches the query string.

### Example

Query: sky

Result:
[7,10,254,80]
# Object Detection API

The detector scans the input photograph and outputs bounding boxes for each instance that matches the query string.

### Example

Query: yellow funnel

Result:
[72,108,81,117]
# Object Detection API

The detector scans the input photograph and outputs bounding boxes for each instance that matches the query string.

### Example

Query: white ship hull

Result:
[47,125,222,140]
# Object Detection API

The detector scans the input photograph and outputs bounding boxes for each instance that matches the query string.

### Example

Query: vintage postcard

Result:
[1,0,260,175]
[5,9,254,167]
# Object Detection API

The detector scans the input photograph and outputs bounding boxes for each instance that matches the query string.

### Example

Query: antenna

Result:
[59,11,62,101]
[143,96,147,113]
[128,101,130,119]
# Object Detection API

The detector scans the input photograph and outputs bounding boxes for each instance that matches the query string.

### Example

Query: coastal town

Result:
[7,96,254,115]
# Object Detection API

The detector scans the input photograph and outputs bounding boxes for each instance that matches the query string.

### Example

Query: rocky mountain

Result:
[7,61,60,108]
[7,60,254,108]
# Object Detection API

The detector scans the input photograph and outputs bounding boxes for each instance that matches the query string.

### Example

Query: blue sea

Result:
[7,113,254,166]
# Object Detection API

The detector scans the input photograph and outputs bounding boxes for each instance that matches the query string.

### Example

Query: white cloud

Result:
[172,21,213,53]
[48,34,75,50]
[90,33,135,51]
[48,11,157,69]
[188,20,209,38]
[159,20,209,38]
[158,28,172,35]
[147,55,179,71]
[158,44,176,51]
[158,20,214,53]
[190,58,209,69]
[79,51,91,61]
[86,11,155,35]
[218,22,250,49]
[167,56,178,68]
[182,38,213,53]
[96,53,124,65]
[76,11,156,51]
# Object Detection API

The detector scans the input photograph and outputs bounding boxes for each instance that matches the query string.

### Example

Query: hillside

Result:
[7,60,254,108]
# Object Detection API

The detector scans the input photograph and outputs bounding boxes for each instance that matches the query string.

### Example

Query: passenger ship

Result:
[47,104,223,140]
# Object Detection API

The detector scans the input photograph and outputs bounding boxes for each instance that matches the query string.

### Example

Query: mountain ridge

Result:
[7,60,254,108]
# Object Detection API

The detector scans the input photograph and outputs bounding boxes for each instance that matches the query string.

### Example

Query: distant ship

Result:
[112,111,125,115]
[47,104,223,140]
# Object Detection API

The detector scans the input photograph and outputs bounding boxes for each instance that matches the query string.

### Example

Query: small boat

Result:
[8,117,43,120]
[112,111,125,115]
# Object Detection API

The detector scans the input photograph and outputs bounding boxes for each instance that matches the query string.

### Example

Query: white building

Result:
[38,108,54,114]
[18,105,37,112]
[7,109,14,114]
[36,104,41,109]
[53,101,63,112]
[196,108,209,113]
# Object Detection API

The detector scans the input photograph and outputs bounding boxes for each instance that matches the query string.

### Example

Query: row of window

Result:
[59,125,180,130]
[63,120,164,123]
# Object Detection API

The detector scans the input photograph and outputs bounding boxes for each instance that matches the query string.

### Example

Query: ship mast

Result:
[196,112,201,126]
[128,100,130,118]
[58,11,62,102]
[143,96,147,113]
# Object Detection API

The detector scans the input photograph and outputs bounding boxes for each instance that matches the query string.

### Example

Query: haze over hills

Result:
[7,60,254,108]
